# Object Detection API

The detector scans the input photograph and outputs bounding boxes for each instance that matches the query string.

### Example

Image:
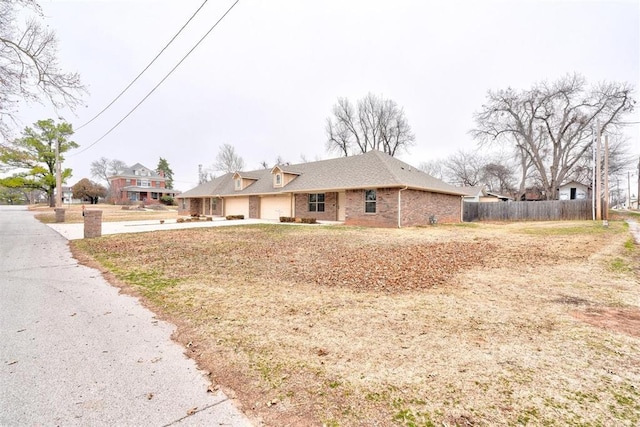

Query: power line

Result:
[72,0,240,157]
[76,0,210,131]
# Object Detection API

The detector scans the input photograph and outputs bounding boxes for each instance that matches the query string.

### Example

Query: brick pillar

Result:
[83,210,102,238]
[54,208,65,223]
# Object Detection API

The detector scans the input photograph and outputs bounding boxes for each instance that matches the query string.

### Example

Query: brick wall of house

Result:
[345,188,399,227]
[294,192,338,220]
[249,196,260,219]
[345,188,462,227]
[178,198,223,217]
[400,189,461,226]
[178,198,200,216]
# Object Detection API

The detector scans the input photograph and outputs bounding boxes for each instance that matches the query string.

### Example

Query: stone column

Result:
[83,210,102,238]
[54,208,66,223]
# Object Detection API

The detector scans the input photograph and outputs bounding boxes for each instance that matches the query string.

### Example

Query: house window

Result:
[235,178,241,190]
[212,198,218,211]
[275,174,282,186]
[308,193,325,212]
[365,189,377,213]
[128,191,137,201]
[155,181,160,188]
[151,192,158,200]
[181,199,186,210]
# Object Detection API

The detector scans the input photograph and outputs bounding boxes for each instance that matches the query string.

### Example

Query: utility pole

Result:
[595,121,601,220]
[604,134,609,224]
[628,171,632,210]
[55,138,62,208]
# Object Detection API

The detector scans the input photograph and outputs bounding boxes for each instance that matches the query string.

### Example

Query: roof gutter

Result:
[398,186,408,228]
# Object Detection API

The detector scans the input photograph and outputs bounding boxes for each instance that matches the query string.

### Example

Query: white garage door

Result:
[260,195,292,220]
[224,197,250,218]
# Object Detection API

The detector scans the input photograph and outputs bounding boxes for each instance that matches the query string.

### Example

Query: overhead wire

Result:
[75,0,210,131]
[71,0,240,157]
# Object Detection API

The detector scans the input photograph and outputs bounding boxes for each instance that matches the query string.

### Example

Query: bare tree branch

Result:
[213,143,244,173]
[0,0,86,141]
[325,93,415,157]
[471,73,635,199]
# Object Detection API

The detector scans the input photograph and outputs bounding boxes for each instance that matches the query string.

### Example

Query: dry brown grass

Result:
[70,221,640,427]
[30,203,177,223]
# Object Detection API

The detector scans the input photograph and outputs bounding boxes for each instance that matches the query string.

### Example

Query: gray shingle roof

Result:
[178,151,466,198]
[459,186,486,197]
[111,163,162,179]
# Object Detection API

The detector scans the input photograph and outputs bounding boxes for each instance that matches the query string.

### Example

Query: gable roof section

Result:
[178,151,466,198]
[459,186,486,197]
[282,151,465,195]
[109,163,162,179]
[178,173,233,198]
[558,180,590,189]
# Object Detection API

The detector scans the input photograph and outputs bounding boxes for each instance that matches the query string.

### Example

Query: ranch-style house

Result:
[177,150,467,228]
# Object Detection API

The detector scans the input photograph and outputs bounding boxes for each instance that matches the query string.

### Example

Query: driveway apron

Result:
[0,206,253,426]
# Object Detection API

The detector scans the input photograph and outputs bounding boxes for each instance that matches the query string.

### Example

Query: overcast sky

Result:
[18,0,640,190]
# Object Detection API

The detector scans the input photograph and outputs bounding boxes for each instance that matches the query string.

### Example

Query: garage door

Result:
[224,197,249,218]
[260,195,292,220]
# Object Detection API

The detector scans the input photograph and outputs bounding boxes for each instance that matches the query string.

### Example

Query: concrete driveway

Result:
[0,206,254,426]
[47,216,273,240]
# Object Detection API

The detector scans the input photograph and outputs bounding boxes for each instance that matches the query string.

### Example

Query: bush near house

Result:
[226,215,244,220]
[280,216,317,224]
[160,195,175,205]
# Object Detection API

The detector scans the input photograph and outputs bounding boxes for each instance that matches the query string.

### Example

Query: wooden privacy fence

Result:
[463,200,592,222]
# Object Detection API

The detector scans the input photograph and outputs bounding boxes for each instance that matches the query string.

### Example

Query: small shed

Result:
[558,181,590,200]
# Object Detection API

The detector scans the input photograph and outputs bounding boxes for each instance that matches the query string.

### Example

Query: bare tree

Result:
[472,73,635,199]
[443,150,487,187]
[0,0,86,141]
[213,143,244,173]
[325,93,415,157]
[90,157,127,188]
[417,160,445,181]
[482,162,515,195]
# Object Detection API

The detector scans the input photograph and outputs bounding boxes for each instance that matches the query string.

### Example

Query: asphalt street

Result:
[0,206,253,426]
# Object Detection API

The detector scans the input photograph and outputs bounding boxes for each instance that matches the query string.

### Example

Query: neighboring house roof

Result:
[178,151,466,198]
[459,186,485,197]
[485,191,512,201]
[558,180,590,189]
[109,163,163,180]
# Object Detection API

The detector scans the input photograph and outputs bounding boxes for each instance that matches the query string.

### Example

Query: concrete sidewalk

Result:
[48,217,274,240]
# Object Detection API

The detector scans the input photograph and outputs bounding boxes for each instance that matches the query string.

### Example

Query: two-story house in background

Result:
[108,163,179,204]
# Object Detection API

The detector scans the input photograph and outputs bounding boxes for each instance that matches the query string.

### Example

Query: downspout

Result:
[398,186,408,228]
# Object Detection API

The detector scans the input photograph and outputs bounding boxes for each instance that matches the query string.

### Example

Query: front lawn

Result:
[71,221,640,426]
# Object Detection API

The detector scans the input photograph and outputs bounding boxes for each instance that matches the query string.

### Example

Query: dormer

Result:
[232,172,258,191]
[270,166,300,188]
[134,168,151,177]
